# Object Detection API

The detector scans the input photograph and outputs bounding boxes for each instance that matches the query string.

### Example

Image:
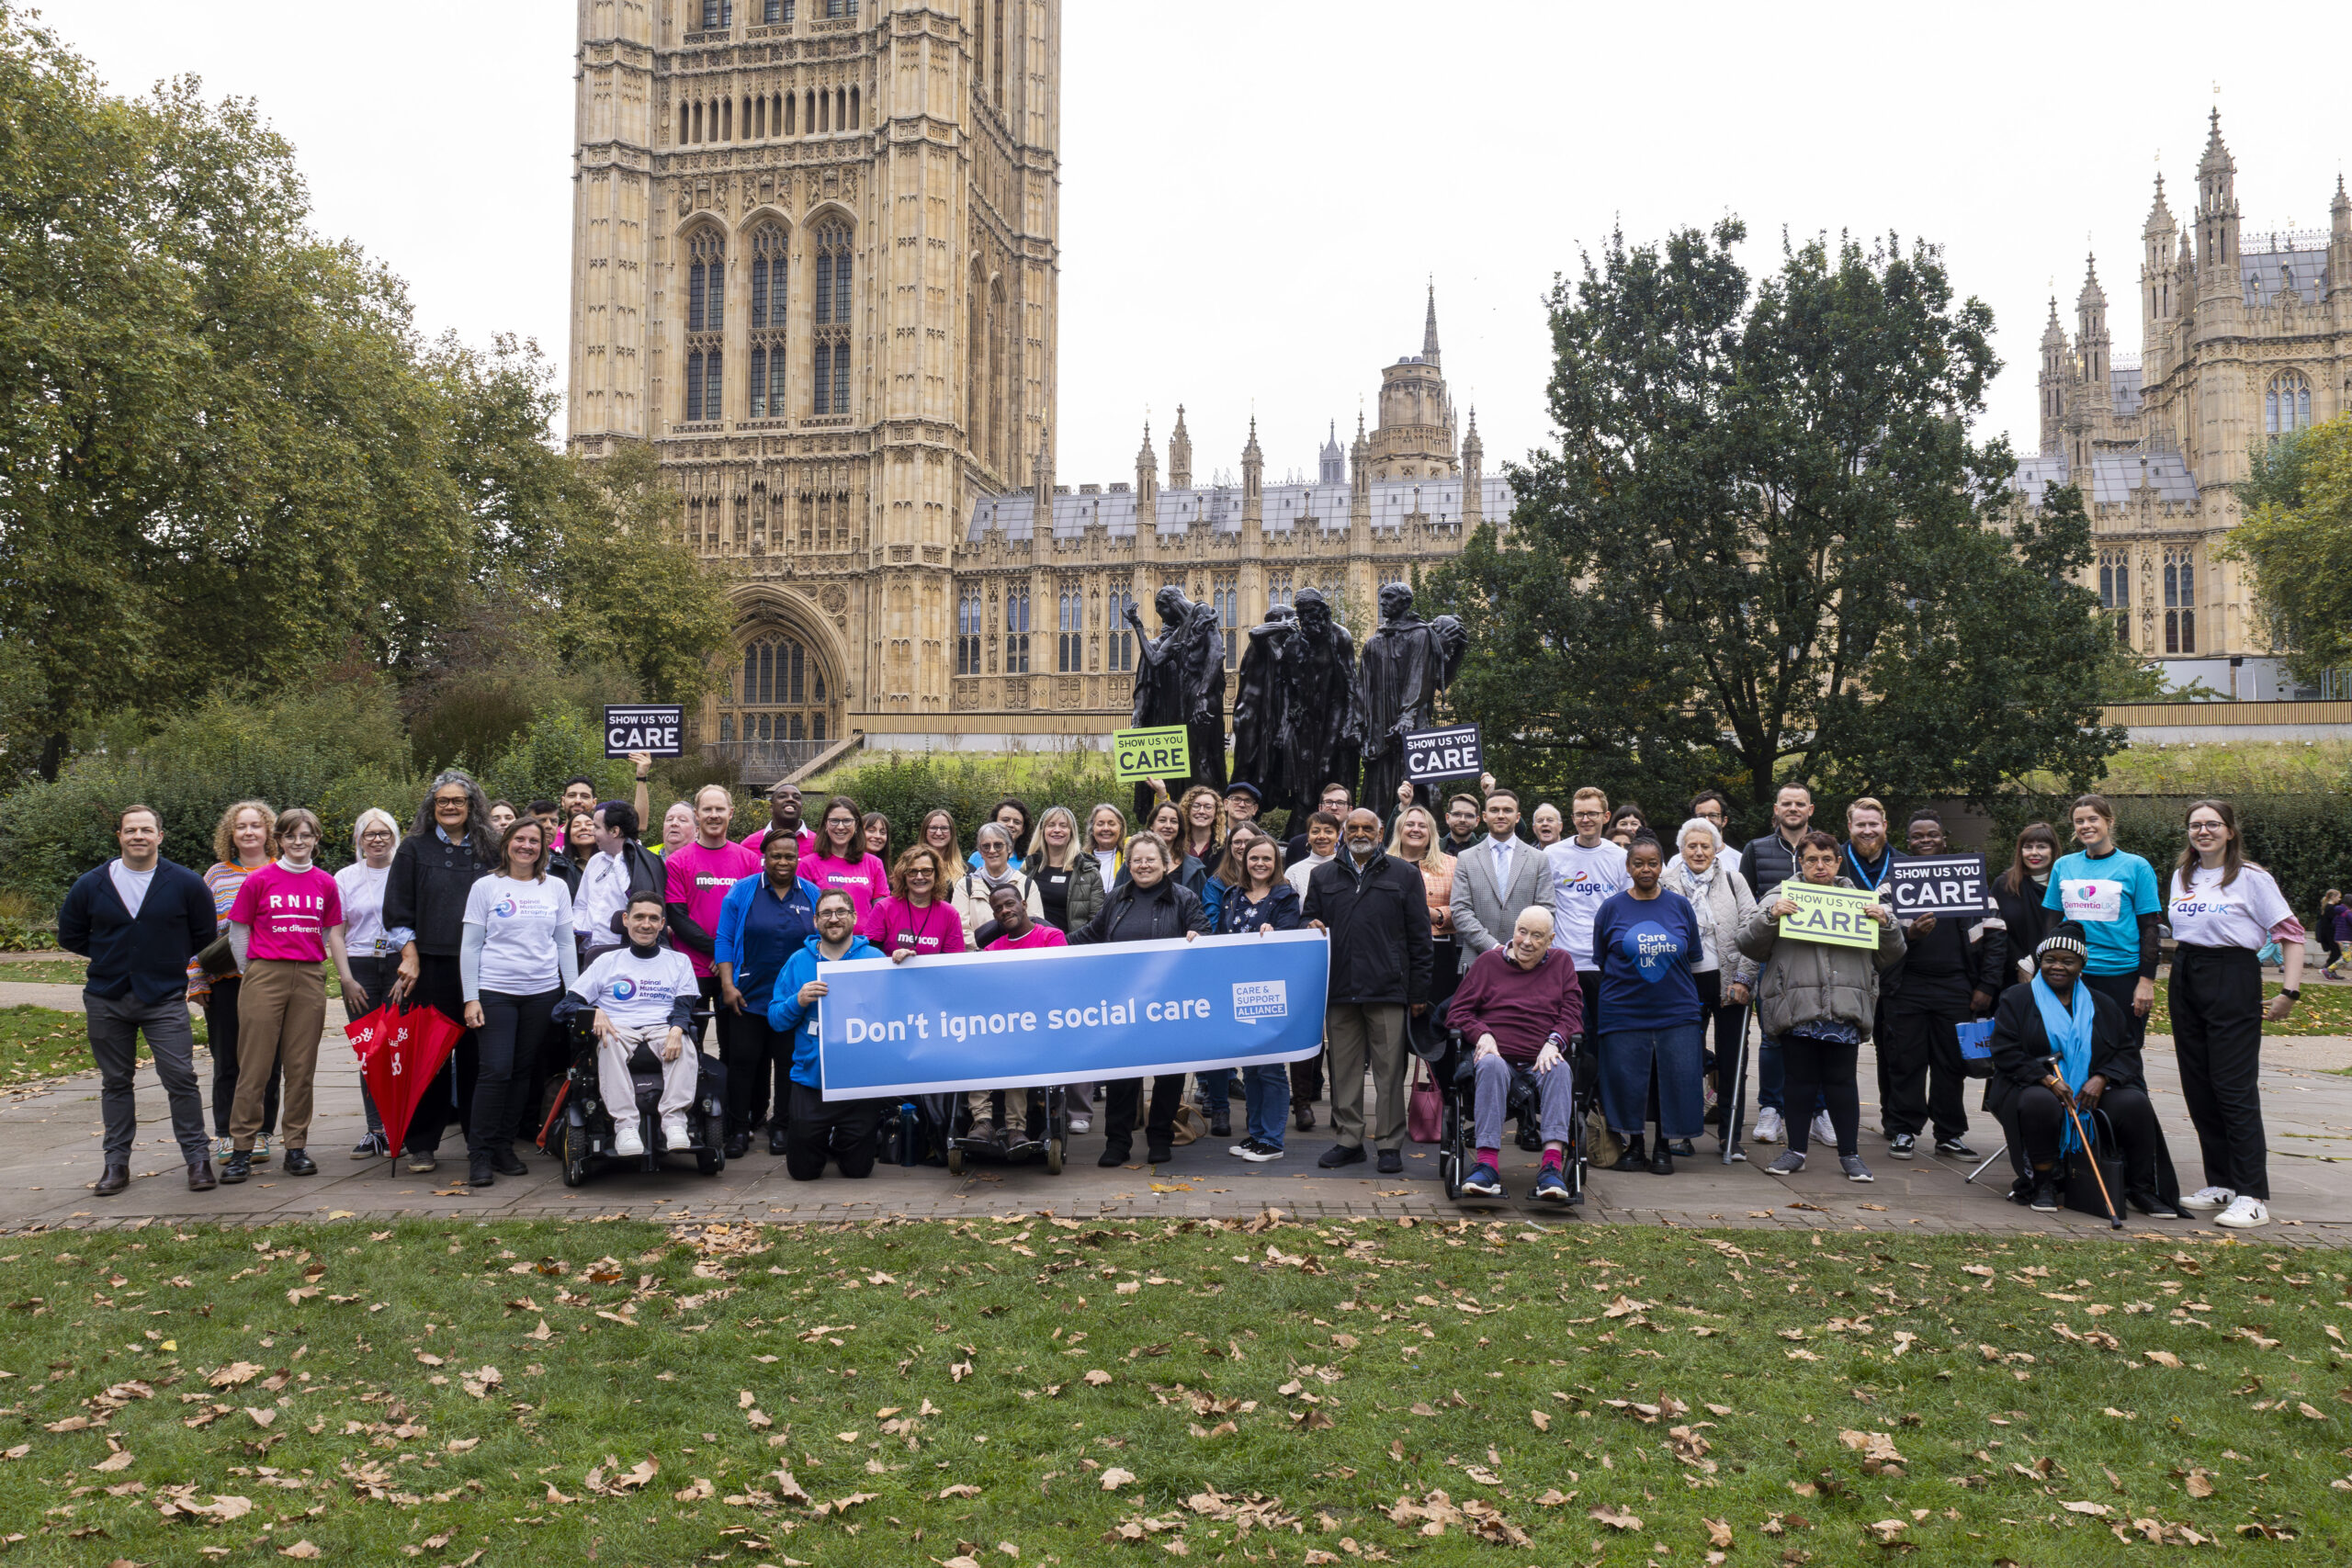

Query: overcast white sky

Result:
[44,0,2351,490]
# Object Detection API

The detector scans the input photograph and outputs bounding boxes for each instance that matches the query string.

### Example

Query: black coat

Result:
[1983,977,2144,1123]
[1302,847,1432,1008]
[384,830,496,957]
[1990,874,2059,980]
[1070,875,1211,946]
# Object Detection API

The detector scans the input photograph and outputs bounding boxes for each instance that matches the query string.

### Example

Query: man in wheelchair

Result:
[570,893,701,1157]
[1449,905,1584,1203]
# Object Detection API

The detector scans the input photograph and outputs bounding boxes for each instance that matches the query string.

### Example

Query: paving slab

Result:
[5,984,2346,1242]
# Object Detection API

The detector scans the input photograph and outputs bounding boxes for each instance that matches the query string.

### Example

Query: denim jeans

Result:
[1196,1066,1238,1119]
[1242,1063,1291,1150]
[1599,1025,1706,1140]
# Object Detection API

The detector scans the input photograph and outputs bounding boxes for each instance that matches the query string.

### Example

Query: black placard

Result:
[603,705,684,759]
[1884,853,1996,918]
[1402,723,1484,783]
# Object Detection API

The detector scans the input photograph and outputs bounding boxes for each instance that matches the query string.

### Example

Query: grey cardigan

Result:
[1736,875,1905,1040]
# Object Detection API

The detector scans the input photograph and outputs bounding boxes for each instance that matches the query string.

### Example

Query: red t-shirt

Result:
[986,924,1069,953]
[227,862,344,965]
[664,837,763,977]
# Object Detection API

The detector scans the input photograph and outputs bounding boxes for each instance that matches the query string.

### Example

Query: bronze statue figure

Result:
[1357,581,1468,818]
[1125,585,1227,818]
[1229,603,1296,808]
[1274,588,1365,822]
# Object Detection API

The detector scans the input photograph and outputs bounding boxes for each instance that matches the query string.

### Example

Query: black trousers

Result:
[725,1008,787,1137]
[1881,1004,1972,1142]
[471,987,559,1159]
[694,975,747,1131]
[402,953,478,1156]
[1577,970,1603,1041]
[1695,970,1746,1131]
[2169,942,2268,1199]
[348,955,401,1136]
[2015,1083,2162,1190]
[204,976,280,1139]
[1781,1033,1860,1157]
[784,1081,880,1180]
[1103,1074,1188,1154]
[1289,1047,1325,1107]
[1430,940,1463,1012]
[2081,969,2151,1055]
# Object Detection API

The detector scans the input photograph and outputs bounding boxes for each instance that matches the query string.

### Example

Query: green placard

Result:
[1774,882,1885,950]
[1111,726,1191,784]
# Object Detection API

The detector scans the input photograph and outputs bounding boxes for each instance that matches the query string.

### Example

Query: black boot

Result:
[768,1125,789,1156]
[220,1151,253,1184]
[94,1161,130,1196]
[282,1147,317,1175]
[1609,1134,1647,1173]
[1098,1143,1131,1168]
[469,1153,495,1187]
[492,1146,528,1177]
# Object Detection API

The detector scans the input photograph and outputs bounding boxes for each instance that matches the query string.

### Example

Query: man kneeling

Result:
[571,894,701,1156]
[769,891,887,1179]
[1447,906,1584,1203]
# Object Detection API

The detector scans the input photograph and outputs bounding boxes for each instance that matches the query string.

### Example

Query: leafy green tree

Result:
[1428,220,2125,815]
[2224,416,2352,684]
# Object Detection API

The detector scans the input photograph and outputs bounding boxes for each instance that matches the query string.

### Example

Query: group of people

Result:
[55,763,2312,1229]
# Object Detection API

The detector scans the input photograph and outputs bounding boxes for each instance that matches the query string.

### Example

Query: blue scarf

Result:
[2030,974,2098,1155]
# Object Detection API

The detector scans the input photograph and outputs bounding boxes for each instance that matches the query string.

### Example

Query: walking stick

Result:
[1720,1000,1753,1166]
[2048,1058,2123,1230]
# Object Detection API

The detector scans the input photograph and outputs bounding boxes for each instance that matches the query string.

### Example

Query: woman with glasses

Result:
[2165,799,2302,1229]
[336,808,402,1157]
[383,772,498,1173]
[861,845,967,961]
[192,800,281,1164]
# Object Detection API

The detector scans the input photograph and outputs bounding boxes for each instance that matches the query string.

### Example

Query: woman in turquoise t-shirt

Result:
[2041,794,2162,1051]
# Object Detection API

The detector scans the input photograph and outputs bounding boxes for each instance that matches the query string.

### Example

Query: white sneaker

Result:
[1751,1108,1785,1145]
[1810,1111,1837,1148]
[2214,1196,2270,1229]
[613,1122,646,1157]
[1068,1115,1091,1135]
[661,1114,692,1149]
[2179,1185,2235,1212]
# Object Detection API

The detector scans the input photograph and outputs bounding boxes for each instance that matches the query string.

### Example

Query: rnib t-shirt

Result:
[1589,886,1704,1033]
[227,862,343,964]
[2044,848,2161,976]
[571,944,695,1034]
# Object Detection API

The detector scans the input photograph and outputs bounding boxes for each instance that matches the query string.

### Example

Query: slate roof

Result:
[967,476,1517,543]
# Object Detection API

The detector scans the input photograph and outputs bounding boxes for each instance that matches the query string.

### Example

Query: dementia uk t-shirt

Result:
[1589,887,1703,1032]
[2044,848,2161,976]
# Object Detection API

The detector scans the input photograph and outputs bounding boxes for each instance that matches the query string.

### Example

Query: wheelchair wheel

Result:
[1045,1137,1064,1175]
[696,1145,723,1176]
[559,1120,590,1188]
[946,1144,965,1176]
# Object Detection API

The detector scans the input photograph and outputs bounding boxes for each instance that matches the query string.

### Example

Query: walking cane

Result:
[1720,1000,1753,1166]
[2047,1057,2123,1231]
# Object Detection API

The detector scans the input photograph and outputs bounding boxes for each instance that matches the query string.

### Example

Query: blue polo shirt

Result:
[711,874,822,1009]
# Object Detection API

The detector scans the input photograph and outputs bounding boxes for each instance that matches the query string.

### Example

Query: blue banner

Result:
[815,931,1329,1100]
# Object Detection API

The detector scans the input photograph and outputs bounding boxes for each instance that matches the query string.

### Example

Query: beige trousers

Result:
[231,960,324,1151]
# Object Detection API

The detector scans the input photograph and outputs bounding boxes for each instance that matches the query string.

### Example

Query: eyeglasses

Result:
[2188,822,2227,834]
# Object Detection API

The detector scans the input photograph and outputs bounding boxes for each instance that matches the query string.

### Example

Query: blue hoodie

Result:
[767,931,883,1089]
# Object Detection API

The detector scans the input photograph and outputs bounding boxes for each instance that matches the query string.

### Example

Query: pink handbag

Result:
[1408,1059,1442,1144]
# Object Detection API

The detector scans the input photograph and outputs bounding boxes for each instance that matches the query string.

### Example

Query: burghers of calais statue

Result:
[1356,581,1469,818]
[1125,586,1228,819]
[1269,589,1365,822]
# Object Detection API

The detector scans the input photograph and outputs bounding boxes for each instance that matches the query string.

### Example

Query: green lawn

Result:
[0,1004,212,1086]
[0,958,92,986]
[0,1220,2343,1564]
[2150,979,2352,1038]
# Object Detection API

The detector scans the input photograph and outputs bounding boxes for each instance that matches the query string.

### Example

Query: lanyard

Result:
[1844,844,1888,891]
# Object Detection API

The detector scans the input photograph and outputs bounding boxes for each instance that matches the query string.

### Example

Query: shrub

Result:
[795,750,1125,859]
[474,709,634,813]
[1981,792,2352,926]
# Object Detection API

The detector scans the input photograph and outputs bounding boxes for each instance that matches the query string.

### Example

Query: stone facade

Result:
[566,1,1502,759]
[2023,111,2351,697]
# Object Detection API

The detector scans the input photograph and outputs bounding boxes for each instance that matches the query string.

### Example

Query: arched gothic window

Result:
[684,228,725,423]
[1057,586,1083,672]
[747,224,787,418]
[1213,576,1238,664]
[1105,589,1136,672]
[2164,547,2196,654]
[763,0,790,23]
[701,0,731,29]
[727,635,830,744]
[810,219,852,414]
[2266,371,2312,435]
[2098,551,2131,647]
[1004,586,1031,674]
[956,591,983,675]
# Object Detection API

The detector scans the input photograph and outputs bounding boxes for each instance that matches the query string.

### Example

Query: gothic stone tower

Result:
[568,0,1060,758]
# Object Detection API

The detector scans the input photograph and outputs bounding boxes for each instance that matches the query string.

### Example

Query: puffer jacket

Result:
[1070,874,1211,946]
[1661,859,1759,988]
[1024,851,1105,934]
[1736,874,1905,1040]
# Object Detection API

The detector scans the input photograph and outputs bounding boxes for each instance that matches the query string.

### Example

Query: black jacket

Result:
[1983,978,2144,1122]
[1888,897,2007,1017]
[1990,873,2059,981]
[384,830,496,958]
[1070,875,1211,946]
[1302,847,1432,1008]
[1738,830,1805,905]
[57,858,216,1006]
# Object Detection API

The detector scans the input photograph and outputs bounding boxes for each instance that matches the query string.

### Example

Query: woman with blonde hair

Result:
[336,808,402,1157]
[1387,804,1462,1010]
[192,800,281,1162]
[1174,784,1225,869]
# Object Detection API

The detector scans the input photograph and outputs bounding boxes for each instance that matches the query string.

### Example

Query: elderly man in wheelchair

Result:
[1450,905,1585,1203]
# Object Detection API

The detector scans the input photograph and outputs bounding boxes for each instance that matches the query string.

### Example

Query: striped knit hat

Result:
[2037,920,2089,960]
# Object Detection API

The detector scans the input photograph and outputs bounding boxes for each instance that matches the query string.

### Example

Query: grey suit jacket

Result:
[1447,835,1554,974]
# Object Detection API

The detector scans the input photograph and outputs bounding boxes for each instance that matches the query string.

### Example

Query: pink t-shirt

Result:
[227,862,343,964]
[859,896,966,957]
[986,924,1069,953]
[805,852,889,921]
[665,837,763,977]
[740,824,818,857]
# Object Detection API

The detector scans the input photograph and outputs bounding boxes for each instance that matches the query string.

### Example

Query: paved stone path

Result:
[5,980,2347,1243]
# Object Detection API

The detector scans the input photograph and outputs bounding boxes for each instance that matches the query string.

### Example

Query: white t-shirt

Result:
[1544,838,1630,964]
[2167,863,2294,952]
[107,859,156,919]
[464,874,575,996]
[571,943,696,1034]
[334,862,393,957]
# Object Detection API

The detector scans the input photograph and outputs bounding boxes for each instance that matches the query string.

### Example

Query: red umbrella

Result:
[347,1004,463,1166]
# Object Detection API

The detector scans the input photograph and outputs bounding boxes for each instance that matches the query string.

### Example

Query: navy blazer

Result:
[57,858,217,1006]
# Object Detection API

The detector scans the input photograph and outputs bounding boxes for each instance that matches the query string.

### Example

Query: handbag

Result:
[2063,1107,2125,1221]
[1168,1102,1206,1146]
[1408,1059,1442,1144]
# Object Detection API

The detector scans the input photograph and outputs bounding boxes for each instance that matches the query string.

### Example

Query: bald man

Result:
[1447,905,1584,1203]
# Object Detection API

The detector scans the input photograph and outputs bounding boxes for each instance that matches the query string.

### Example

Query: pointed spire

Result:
[2199,107,2233,176]
[1461,406,1482,457]
[1421,280,1441,368]
[2143,171,2176,236]
[2077,253,2106,307]
[2041,295,2064,344]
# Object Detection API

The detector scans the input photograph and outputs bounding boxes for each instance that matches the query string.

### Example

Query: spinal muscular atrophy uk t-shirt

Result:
[463,873,574,996]
[2167,863,2295,951]
[2044,847,2162,976]
[571,944,696,1035]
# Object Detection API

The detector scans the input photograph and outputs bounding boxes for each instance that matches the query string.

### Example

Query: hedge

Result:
[1981,793,2352,927]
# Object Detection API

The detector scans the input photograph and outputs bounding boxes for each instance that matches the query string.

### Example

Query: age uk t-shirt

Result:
[227,861,344,964]
[1544,838,1629,964]
[2167,863,2295,952]
[2044,847,2161,976]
